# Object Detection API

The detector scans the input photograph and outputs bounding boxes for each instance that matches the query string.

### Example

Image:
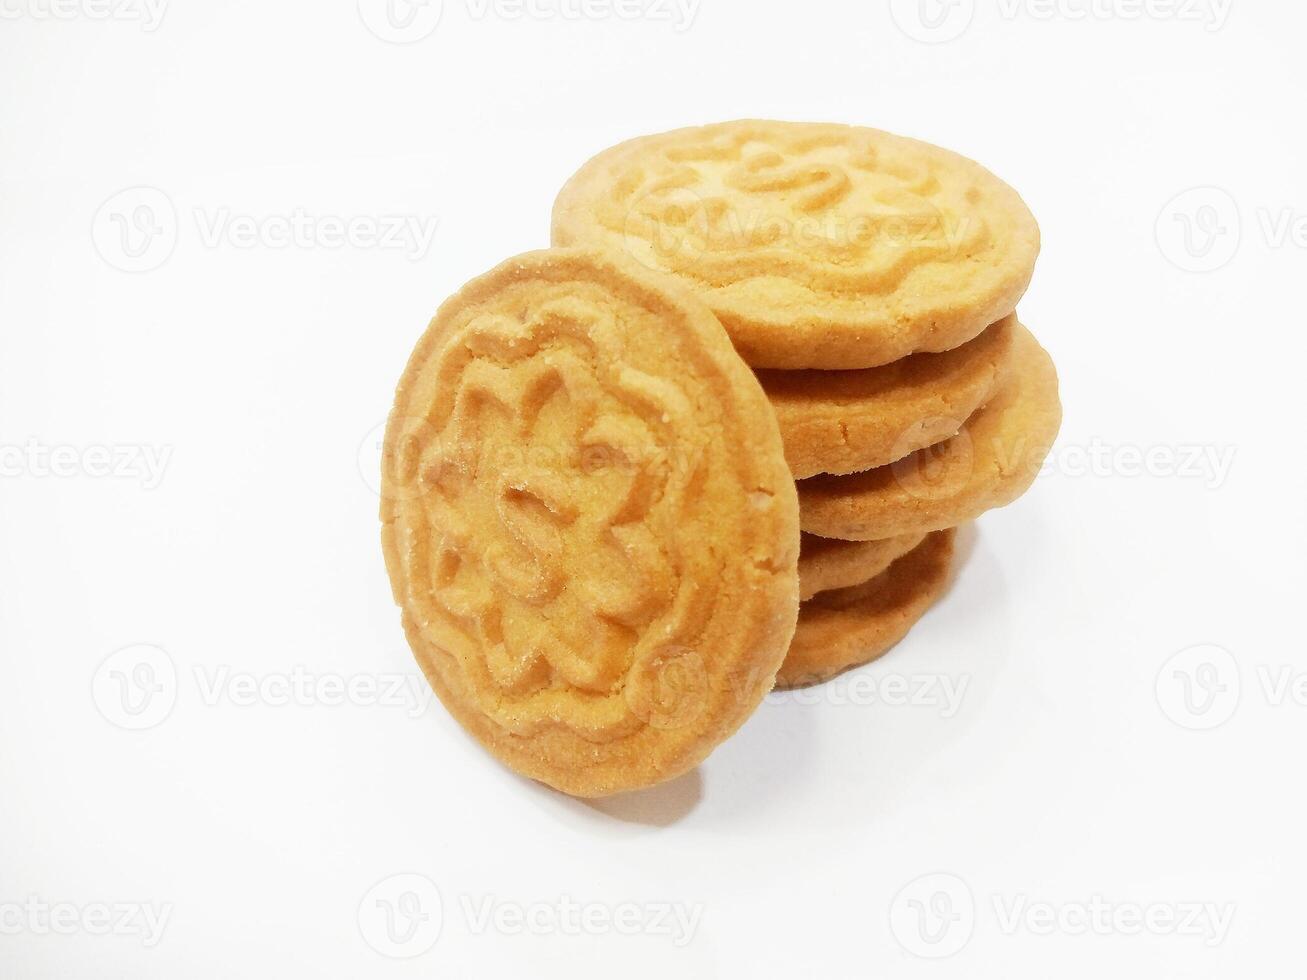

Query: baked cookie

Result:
[759,315,1016,479]
[552,120,1039,369]
[380,249,800,797]
[778,529,956,689]
[798,531,925,602]
[797,323,1061,541]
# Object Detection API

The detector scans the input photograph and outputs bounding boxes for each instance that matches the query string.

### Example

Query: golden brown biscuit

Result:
[552,120,1039,369]
[778,529,956,689]
[798,323,1060,541]
[759,316,1016,479]
[798,531,925,602]
[380,249,800,797]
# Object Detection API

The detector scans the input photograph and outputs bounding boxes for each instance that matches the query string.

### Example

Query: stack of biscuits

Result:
[552,120,1062,690]
[381,120,1061,796]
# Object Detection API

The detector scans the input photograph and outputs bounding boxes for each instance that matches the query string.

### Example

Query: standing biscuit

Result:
[553,120,1039,369]
[380,249,799,797]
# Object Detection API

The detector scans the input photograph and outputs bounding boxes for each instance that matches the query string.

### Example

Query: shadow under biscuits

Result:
[578,768,704,827]
[683,686,824,826]
[568,681,825,827]
[910,526,1013,748]
[623,532,1011,834]
[516,764,704,831]
[939,521,979,603]
[771,531,1013,832]
[541,696,823,829]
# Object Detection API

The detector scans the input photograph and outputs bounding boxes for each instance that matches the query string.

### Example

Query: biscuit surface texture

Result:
[381,249,800,797]
[797,323,1061,541]
[798,531,925,602]
[778,529,956,689]
[760,316,1016,479]
[552,120,1039,369]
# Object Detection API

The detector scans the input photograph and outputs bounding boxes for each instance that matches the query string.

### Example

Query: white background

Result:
[1,1,1303,977]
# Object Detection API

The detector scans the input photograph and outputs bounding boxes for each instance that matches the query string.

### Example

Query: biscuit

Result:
[798,531,925,602]
[552,120,1039,369]
[380,249,800,797]
[797,323,1060,541]
[778,529,956,689]
[759,315,1016,479]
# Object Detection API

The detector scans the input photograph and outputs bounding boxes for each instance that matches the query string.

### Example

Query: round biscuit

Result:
[553,120,1039,369]
[778,529,956,689]
[798,531,926,602]
[797,323,1061,541]
[760,315,1016,479]
[381,249,800,797]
